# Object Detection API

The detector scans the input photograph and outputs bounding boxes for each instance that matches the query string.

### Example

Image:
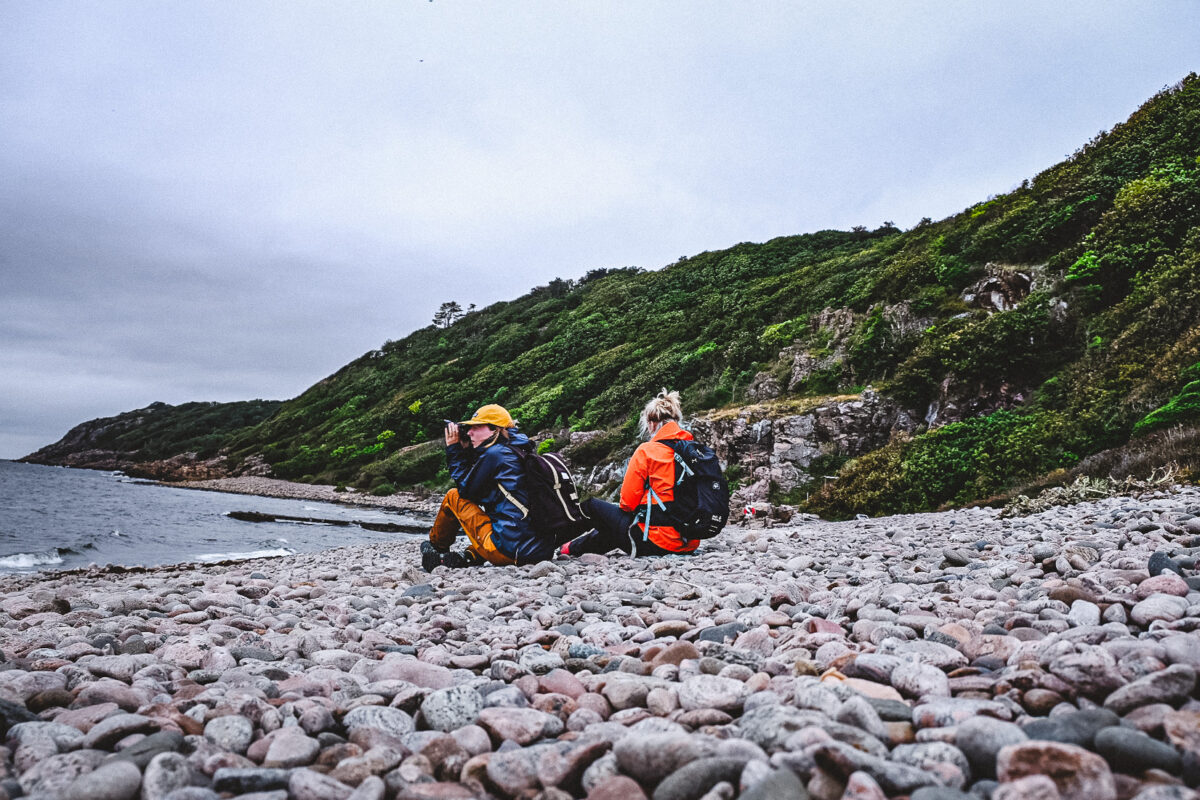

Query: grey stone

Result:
[519,648,565,675]
[1103,664,1197,714]
[1068,600,1102,628]
[867,698,913,722]
[909,789,975,800]
[204,715,255,754]
[834,696,890,743]
[677,675,748,713]
[420,685,483,733]
[83,713,159,750]
[10,719,87,750]
[739,768,810,800]
[62,760,143,800]
[1020,708,1119,748]
[19,750,108,796]
[230,646,280,662]
[697,622,747,643]
[160,790,221,800]
[890,742,971,788]
[345,775,385,800]
[1093,726,1182,774]
[891,659,951,699]
[1162,634,1200,669]
[342,706,415,738]
[613,733,719,784]
[486,744,551,797]
[141,752,192,800]
[212,768,293,794]
[86,654,155,683]
[814,740,940,795]
[738,704,825,753]
[1148,551,1187,577]
[106,731,186,769]
[955,716,1027,780]
[651,757,748,800]
[1131,594,1190,626]
[264,731,320,768]
[482,684,530,709]
[0,697,40,735]
[792,683,840,716]
[288,768,354,800]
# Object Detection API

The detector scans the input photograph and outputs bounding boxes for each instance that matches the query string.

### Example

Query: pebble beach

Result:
[2,486,1199,800]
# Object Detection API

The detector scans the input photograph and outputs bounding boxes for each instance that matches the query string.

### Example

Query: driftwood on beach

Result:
[226,509,427,534]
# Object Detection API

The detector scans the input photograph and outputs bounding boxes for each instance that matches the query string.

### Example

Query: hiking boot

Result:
[420,540,446,572]
[556,530,595,558]
[441,549,482,569]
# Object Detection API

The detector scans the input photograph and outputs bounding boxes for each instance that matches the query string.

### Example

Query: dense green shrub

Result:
[808,410,1079,517]
[1135,363,1200,434]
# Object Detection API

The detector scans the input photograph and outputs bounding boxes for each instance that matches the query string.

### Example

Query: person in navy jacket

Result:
[421,404,553,570]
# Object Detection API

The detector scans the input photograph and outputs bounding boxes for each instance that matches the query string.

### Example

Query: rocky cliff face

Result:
[20,444,260,482]
[689,389,918,508]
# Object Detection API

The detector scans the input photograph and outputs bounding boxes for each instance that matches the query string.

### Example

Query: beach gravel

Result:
[1,485,1199,799]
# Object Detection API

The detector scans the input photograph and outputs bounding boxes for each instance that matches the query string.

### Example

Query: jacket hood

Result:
[650,420,693,442]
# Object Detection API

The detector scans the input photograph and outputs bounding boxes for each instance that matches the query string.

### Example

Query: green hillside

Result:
[31,75,1200,517]
[22,400,282,467]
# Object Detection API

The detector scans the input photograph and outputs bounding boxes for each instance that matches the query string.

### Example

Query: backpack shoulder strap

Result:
[660,439,696,484]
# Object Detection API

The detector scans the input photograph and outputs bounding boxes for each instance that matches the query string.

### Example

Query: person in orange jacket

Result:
[558,388,700,557]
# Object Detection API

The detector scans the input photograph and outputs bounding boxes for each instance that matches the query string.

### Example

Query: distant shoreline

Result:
[163,474,438,516]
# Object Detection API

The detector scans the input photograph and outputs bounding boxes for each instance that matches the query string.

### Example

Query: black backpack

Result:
[659,439,730,540]
[506,444,591,543]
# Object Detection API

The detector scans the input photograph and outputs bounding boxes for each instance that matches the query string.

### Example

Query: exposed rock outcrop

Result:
[690,390,918,508]
[960,264,1037,312]
[924,377,1030,428]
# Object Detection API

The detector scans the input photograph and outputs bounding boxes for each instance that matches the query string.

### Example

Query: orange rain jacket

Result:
[619,420,700,554]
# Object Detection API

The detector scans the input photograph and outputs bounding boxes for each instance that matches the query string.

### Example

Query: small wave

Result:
[0,550,65,570]
[193,547,296,563]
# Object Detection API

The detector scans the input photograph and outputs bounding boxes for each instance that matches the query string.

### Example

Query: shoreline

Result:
[0,486,1197,799]
[163,474,440,515]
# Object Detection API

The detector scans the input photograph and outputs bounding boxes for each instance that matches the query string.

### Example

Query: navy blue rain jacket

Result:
[445,431,553,564]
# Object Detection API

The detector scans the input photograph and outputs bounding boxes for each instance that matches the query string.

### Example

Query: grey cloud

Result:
[2,2,1199,457]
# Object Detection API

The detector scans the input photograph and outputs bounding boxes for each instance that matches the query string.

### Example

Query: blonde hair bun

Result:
[640,387,683,437]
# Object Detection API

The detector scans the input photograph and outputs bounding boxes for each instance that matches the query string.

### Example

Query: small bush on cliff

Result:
[1134,363,1200,435]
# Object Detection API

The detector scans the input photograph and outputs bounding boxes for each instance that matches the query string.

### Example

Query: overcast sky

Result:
[2,2,1198,459]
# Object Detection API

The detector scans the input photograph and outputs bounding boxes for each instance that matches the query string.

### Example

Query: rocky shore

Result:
[168,477,438,516]
[2,488,1199,800]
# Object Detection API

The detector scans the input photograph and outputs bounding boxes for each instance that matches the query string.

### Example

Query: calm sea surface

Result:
[0,460,429,574]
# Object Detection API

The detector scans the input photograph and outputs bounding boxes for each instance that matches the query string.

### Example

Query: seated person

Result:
[421,404,554,569]
[559,388,700,557]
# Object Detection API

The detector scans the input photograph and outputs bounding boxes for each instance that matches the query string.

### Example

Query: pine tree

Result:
[432,301,463,328]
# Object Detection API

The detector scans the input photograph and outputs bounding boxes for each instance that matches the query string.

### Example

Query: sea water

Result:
[0,460,429,573]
